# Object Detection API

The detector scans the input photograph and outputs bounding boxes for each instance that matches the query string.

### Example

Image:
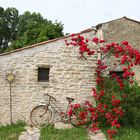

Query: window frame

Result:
[38,67,50,82]
[109,70,124,79]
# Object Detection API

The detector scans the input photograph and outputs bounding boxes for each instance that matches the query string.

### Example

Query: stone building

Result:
[0,16,140,125]
[97,16,140,50]
[0,29,98,125]
[97,16,140,83]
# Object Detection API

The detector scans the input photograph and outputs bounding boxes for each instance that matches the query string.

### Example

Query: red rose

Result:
[93,37,99,43]
[122,41,128,46]
[70,33,75,37]
[116,123,121,128]
[123,94,127,98]
[68,109,73,116]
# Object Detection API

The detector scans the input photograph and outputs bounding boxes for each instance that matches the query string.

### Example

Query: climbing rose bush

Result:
[65,34,140,139]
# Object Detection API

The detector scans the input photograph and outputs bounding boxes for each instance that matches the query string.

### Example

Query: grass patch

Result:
[102,126,140,140]
[114,127,140,140]
[0,122,25,140]
[40,125,88,140]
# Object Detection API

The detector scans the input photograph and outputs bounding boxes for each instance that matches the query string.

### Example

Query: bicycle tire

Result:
[69,113,79,127]
[30,105,53,128]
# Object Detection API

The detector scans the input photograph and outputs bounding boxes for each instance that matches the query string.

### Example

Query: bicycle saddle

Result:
[66,97,74,103]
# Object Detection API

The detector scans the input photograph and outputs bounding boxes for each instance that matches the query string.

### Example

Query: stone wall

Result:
[102,17,140,50]
[2,17,139,125]
[0,30,98,125]
[101,17,140,84]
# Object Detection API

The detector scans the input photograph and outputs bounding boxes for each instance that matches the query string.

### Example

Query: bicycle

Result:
[30,93,79,128]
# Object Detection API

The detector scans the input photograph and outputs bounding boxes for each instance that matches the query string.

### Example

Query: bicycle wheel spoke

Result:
[30,105,52,127]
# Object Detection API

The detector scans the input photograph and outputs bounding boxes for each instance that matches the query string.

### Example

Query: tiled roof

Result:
[1,16,139,56]
[0,28,95,56]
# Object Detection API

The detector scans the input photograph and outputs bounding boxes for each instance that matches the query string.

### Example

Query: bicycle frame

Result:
[43,93,73,122]
[30,93,77,127]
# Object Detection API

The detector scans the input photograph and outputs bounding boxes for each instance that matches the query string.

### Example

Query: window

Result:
[109,71,124,79]
[38,67,50,82]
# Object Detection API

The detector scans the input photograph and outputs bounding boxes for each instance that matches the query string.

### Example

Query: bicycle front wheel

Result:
[30,105,53,128]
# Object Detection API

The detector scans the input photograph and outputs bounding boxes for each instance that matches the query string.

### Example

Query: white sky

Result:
[0,0,140,34]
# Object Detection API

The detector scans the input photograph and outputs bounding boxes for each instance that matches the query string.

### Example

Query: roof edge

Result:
[0,28,95,56]
[124,16,140,24]
[96,16,140,29]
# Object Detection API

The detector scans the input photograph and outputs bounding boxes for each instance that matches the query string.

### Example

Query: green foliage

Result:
[40,125,88,140]
[0,7,64,53]
[120,82,140,127]
[9,11,64,51]
[0,7,19,53]
[0,122,25,140]
[114,127,140,140]
[101,77,140,127]
[102,126,140,140]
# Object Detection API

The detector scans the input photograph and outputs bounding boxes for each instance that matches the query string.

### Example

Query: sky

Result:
[0,0,140,34]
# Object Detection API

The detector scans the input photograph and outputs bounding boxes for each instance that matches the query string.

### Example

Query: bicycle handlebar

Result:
[44,93,56,101]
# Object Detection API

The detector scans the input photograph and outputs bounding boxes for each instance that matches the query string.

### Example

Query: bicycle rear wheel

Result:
[30,105,53,128]
[69,113,79,127]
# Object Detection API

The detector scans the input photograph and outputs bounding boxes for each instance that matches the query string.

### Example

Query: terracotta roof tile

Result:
[0,28,95,56]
